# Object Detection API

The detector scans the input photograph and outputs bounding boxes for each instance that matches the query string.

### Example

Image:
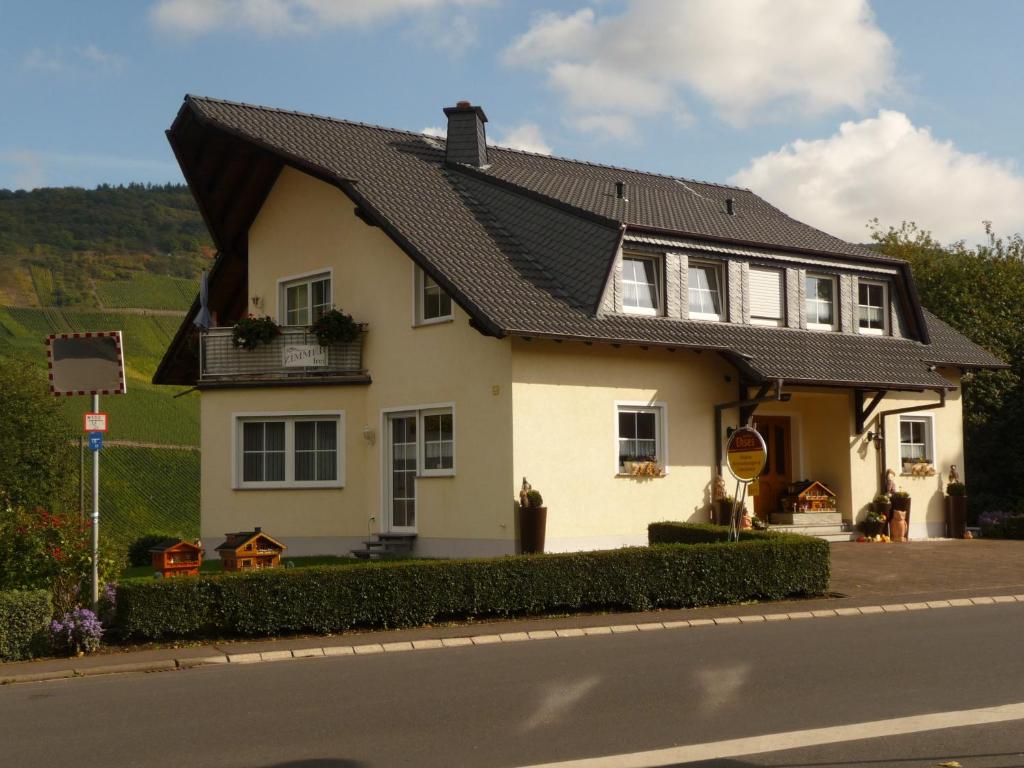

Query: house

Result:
[149,538,203,577]
[154,95,1005,555]
[215,527,286,571]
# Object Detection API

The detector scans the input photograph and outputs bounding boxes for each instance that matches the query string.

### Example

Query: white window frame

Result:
[857,279,889,336]
[899,414,936,469]
[277,268,333,327]
[413,266,454,326]
[805,273,838,332]
[687,260,726,322]
[380,402,456,480]
[622,254,663,317]
[748,266,785,327]
[613,401,669,476]
[232,411,345,490]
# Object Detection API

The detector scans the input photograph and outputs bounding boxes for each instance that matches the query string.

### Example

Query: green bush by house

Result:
[0,589,52,662]
[980,514,1024,539]
[647,521,777,545]
[115,535,830,641]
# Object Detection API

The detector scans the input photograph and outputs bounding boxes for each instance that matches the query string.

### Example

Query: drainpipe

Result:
[866,388,947,493]
[714,379,790,474]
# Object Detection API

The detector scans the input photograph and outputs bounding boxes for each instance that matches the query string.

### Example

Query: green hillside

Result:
[0,184,211,546]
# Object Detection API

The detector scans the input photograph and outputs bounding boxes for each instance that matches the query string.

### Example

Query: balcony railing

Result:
[199,326,366,383]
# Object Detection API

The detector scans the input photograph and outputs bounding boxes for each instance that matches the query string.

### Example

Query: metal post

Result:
[91,393,100,609]
[79,435,84,522]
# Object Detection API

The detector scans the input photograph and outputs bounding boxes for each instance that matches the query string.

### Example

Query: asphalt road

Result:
[3,604,1024,768]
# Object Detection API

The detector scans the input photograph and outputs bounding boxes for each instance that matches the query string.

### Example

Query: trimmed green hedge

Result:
[115,536,830,641]
[981,515,1024,539]
[648,521,773,545]
[0,589,52,661]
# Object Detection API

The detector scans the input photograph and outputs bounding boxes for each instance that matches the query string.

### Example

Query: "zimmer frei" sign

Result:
[283,344,328,368]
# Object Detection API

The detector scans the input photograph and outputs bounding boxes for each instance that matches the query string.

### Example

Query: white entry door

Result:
[386,413,417,533]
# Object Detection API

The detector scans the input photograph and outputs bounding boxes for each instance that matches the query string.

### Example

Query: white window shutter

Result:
[749,267,783,322]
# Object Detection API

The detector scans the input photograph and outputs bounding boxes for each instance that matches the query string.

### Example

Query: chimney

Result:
[443,100,488,167]
[725,197,735,216]
[615,181,628,201]
[254,526,262,533]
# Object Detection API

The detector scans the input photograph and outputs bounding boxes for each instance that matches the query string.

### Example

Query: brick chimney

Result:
[443,100,488,167]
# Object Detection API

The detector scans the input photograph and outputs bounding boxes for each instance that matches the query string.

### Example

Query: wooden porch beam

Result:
[855,389,887,435]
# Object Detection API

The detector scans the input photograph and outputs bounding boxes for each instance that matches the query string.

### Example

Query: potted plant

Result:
[860,507,888,538]
[231,315,280,350]
[519,487,547,554]
[946,481,967,539]
[310,308,361,346]
[872,492,892,518]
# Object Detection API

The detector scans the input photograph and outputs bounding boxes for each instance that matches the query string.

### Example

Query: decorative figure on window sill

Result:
[519,477,532,510]
[948,464,961,486]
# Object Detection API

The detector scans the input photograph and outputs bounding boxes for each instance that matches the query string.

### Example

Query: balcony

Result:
[198,326,367,384]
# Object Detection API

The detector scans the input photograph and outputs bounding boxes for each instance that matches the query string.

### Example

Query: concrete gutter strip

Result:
[3,592,1023,686]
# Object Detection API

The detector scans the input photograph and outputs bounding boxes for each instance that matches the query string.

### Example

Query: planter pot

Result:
[860,519,887,538]
[714,499,733,526]
[520,505,547,554]
[946,495,968,539]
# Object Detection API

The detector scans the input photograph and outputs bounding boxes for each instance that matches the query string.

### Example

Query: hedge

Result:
[115,535,829,641]
[981,514,1024,539]
[648,521,773,545]
[0,589,52,661]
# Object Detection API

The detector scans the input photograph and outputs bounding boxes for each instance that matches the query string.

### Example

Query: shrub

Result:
[526,489,544,509]
[947,482,967,497]
[115,537,829,641]
[128,533,177,567]
[310,309,360,346]
[50,607,103,655]
[647,521,771,545]
[979,511,1024,539]
[231,315,279,350]
[0,589,52,661]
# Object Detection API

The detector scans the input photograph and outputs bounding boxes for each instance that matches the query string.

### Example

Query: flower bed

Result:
[115,532,829,642]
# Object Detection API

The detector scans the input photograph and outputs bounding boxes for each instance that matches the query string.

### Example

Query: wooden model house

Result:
[149,539,203,577]
[780,481,838,514]
[215,527,286,571]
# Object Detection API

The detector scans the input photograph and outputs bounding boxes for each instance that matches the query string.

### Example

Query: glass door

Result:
[387,413,417,532]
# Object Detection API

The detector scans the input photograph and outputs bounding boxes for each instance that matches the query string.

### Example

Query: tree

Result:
[873,222,1024,515]
[0,365,76,513]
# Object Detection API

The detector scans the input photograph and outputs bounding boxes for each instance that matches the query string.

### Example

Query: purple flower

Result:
[50,608,103,655]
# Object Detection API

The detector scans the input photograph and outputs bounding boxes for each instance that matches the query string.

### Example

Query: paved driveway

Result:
[830,539,1024,599]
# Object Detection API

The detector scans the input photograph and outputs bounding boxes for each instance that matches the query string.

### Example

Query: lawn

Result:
[120,555,399,580]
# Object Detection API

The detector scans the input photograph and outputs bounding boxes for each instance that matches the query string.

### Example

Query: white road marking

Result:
[515,701,1024,767]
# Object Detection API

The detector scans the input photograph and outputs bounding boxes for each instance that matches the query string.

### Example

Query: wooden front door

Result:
[751,416,792,522]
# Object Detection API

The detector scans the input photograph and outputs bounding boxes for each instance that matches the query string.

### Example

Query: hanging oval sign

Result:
[726,427,767,481]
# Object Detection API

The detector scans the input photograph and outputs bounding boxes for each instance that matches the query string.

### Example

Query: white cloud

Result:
[730,110,1024,244]
[0,150,179,191]
[492,123,551,155]
[151,0,482,37]
[422,123,552,154]
[23,44,125,73]
[570,114,636,141]
[503,0,894,134]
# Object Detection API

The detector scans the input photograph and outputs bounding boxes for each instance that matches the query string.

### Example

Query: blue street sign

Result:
[88,432,103,452]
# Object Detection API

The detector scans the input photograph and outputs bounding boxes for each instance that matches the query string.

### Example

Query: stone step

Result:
[770,512,842,526]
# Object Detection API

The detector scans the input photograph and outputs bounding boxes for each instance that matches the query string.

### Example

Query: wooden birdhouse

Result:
[215,527,286,571]
[780,480,838,513]
[149,539,203,577]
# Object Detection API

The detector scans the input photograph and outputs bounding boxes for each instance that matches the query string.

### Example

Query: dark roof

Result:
[156,95,1005,390]
[148,538,201,553]
[215,530,286,552]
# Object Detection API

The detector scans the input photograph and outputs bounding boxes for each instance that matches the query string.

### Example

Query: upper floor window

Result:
[415,267,453,325]
[688,261,725,321]
[858,281,888,335]
[805,274,836,331]
[622,255,661,316]
[749,267,784,327]
[281,272,331,326]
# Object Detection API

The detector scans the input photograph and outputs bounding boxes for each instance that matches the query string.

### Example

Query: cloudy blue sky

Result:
[1,0,1022,244]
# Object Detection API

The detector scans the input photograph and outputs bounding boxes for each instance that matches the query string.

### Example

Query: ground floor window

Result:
[615,402,667,474]
[899,415,934,466]
[236,413,344,488]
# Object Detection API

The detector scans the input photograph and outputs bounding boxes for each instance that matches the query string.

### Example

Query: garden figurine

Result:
[890,509,907,542]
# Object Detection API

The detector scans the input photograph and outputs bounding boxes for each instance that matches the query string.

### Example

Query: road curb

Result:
[4,592,1023,686]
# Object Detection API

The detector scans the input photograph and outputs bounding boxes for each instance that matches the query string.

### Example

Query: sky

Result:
[1,0,1022,245]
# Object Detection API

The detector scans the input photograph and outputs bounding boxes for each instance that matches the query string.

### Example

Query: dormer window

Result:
[858,281,888,335]
[749,267,784,327]
[622,255,662,316]
[805,274,836,331]
[415,267,453,325]
[688,261,725,321]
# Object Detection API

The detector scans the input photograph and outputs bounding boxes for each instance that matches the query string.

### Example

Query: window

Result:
[622,256,661,315]
[688,261,725,321]
[421,409,454,474]
[749,267,784,326]
[899,416,934,466]
[415,267,453,324]
[281,273,331,326]
[858,281,888,335]
[236,413,344,488]
[805,274,836,331]
[615,403,667,474]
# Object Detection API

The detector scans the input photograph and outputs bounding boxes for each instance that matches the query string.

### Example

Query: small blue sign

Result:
[88,432,103,452]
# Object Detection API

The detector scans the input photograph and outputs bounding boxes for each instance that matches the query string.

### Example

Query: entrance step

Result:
[768,523,857,542]
[770,512,842,526]
[351,533,416,560]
